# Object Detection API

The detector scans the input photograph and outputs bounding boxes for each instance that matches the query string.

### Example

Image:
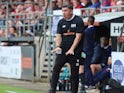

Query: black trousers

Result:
[50,54,79,93]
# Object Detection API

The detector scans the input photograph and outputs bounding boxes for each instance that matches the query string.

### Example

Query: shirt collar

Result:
[65,15,75,21]
[88,25,94,28]
[103,45,109,49]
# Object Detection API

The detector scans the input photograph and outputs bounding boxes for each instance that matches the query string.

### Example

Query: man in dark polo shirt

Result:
[49,4,84,93]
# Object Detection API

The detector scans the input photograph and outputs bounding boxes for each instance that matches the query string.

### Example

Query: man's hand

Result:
[66,48,74,55]
[117,36,124,43]
[51,47,62,54]
[65,33,82,55]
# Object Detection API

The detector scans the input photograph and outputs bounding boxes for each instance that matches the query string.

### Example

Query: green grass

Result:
[0,84,44,93]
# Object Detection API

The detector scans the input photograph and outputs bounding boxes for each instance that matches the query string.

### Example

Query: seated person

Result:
[117,36,124,51]
[93,56,112,84]
[90,36,112,76]
[9,26,18,37]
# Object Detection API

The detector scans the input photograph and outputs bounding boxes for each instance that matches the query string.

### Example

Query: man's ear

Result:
[70,10,73,14]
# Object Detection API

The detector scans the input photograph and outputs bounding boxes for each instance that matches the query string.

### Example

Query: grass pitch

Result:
[0,84,44,93]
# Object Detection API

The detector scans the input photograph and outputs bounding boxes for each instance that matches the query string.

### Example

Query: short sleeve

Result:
[76,17,84,33]
[57,19,62,34]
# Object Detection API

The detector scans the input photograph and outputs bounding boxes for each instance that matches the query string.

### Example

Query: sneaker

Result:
[86,89,96,92]
[79,82,82,87]
[79,89,86,93]
[84,85,89,89]
[86,86,96,92]
[79,87,86,93]
[87,86,96,90]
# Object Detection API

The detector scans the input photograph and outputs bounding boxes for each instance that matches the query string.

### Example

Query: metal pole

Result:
[6,1,9,37]
[119,21,124,52]
[48,0,53,82]
[38,0,50,81]
[117,41,120,52]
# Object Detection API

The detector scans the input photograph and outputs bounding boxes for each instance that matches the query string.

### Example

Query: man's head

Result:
[62,4,73,20]
[87,16,95,25]
[72,0,81,8]
[100,36,109,47]
[0,29,5,37]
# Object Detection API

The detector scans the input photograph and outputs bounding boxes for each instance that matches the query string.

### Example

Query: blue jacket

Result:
[83,26,96,55]
[91,43,111,66]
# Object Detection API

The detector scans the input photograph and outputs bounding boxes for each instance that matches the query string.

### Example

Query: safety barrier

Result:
[0,2,43,81]
[0,45,35,81]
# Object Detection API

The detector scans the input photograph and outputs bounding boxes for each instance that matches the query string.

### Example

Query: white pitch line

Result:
[6,90,17,93]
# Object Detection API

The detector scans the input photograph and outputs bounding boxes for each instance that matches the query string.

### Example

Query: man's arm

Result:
[70,33,82,51]
[51,34,62,53]
[56,34,61,47]
[66,33,82,55]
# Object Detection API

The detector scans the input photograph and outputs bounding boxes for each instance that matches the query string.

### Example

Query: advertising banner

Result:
[21,46,34,80]
[111,23,124,36]
[0,46,21,79]
[112,52,124,86]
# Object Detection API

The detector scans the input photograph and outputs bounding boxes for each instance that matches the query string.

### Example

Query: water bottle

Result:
[110,69,112,78]
[56,82,59,91]
[65,79,70,91]
[61,80,65,91]
[59,80,62,91]
[56,50,62,54]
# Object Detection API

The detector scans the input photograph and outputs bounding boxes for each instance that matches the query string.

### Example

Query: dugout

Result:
[83,12,124,86]
[52,10,124,51]
[83,12,124,51]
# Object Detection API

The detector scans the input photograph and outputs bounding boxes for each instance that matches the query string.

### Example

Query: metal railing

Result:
[0,1,43,37]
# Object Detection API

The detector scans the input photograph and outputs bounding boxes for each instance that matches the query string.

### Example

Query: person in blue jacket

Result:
[83,16,96,88]
[90,36,112,85]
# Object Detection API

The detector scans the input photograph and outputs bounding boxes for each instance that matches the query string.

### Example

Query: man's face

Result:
[93,0,98,3]
[100,37,109,47]
[62,7,73,19]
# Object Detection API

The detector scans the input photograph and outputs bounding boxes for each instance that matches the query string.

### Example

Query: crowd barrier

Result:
[0,2,43,37]
[0,45,35,81]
